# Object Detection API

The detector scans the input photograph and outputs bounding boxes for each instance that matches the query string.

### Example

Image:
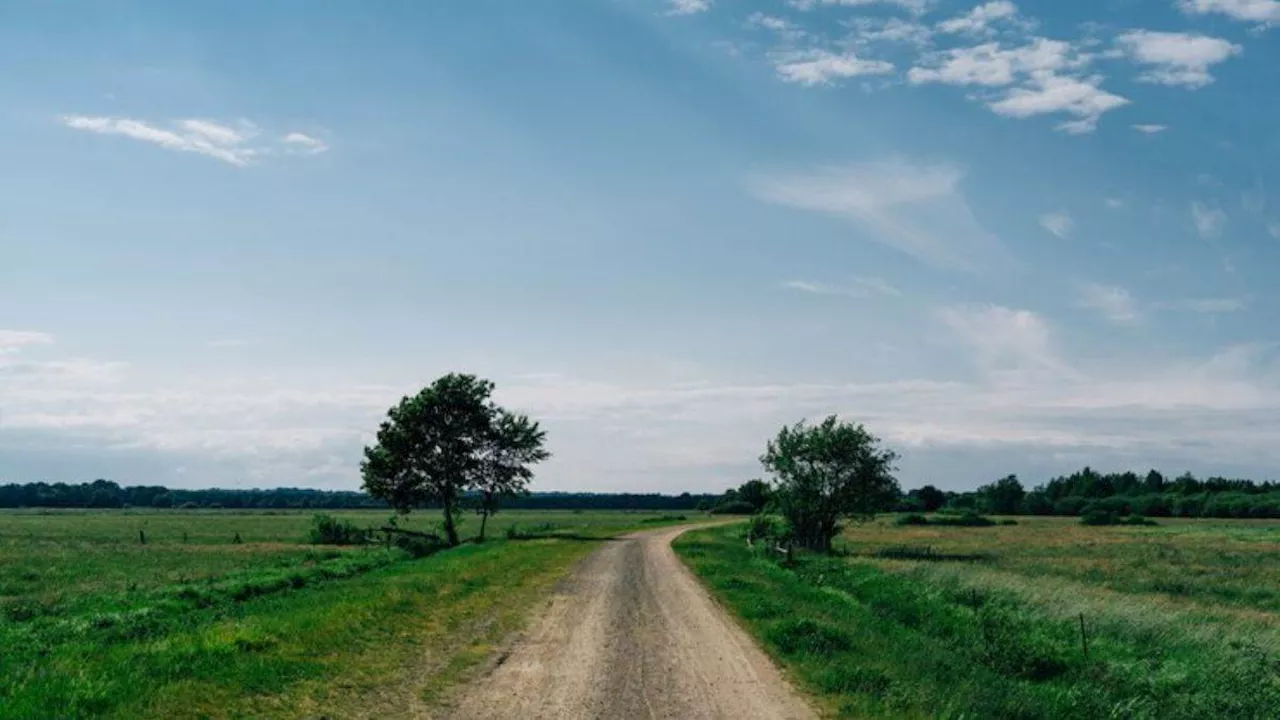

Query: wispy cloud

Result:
[60,116,328,166]
[937,1,1025,36]
[1038,210,1072,238]
[667,0,711,15]
[0,330,54,352]
[783,277,903,298]
[1116,30,1241,89]
[1104,198,1125,209]
[789,0,932,14]
[1191,201,1227,239]
[1269,221,1280,238]
[206,339,251,349]
[1077,283,1142,326]
[282,132,329,155]
[1132,123,1168,134]
[772,49,894,85]
[1179,0,1280,24]
[748,159,1003,271]
[908,38,1127,134]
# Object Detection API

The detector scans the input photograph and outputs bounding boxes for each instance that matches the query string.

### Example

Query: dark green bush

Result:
[1080,509,1117,525]
[308,514,370,545]
[930,512,996,527]
[895,513,929,526]
[710,500,756,515]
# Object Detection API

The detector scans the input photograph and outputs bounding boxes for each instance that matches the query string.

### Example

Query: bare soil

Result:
[438,525,814,719]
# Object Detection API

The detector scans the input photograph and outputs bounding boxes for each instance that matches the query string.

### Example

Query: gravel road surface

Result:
[440,525,814,719]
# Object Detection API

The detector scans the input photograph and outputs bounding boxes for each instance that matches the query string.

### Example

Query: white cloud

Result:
[783,277,903,298]
[206,339,251,349]
[1191,201,1227,239]
[845,16,934,46]
[789,0,932,14]
[1038,210,1073,238]
[1179,0,1280,23]
[1269,221,1280,238]
[1132,123,1168,134]
[282,132,330,155]
[907,38,1126,133]
[989,72,1128,133]
[908,38,1079,87]
[62,115,258,166]
[0,331,54,353]
[1105,197,1124,209]
[61,116,327,166]
[748,159,1002,270]
[937,1,1022,35]
[667,0,711,15]
[1077,283,1142,325]
[772,49,894,85]
[748,12,791,31]
[1116,31,1241,88]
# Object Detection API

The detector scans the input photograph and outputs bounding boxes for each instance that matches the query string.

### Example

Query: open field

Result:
[0,508,692,718]
[676,515,1280,718]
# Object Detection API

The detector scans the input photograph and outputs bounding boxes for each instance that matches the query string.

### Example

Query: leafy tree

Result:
[362,374,501,546]
[473,410,550,541]
[735,479,773,513]
[150,492,173,508]
[977,474,1025,515]
[361,374,549,546]
[912,484,947,512]
[760,415,900,552]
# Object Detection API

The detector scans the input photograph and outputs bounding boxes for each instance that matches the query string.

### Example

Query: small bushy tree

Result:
[977,474,1025,515]
[361,374,548,546]
[761,415,900,552]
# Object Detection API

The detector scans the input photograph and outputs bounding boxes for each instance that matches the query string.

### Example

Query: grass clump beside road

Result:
[0,509,690,718]
[675,519,1280,718]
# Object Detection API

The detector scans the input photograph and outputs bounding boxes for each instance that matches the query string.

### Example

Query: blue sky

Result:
[3,0,1280,493]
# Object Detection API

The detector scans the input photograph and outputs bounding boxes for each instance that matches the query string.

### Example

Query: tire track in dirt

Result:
[438,525,814,719]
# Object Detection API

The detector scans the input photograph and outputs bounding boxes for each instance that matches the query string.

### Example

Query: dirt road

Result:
[440,525,814,719]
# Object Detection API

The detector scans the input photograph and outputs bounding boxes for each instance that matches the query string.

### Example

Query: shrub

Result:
[894,513,929,526]
[308,514,370,545]
[394,534,443,558]
[931,512,995,527]
[998,519,1019,526]
[710,500,756,515]
[745,515,782,543]
[1080,509,1117,526]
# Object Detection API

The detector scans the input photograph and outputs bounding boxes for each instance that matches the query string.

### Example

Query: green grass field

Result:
[0,508,690,718]
[676,515,1280,719]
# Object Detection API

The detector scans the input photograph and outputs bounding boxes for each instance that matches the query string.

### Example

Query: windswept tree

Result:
[361,373,548,546]
[474,410,550,540]
[761,415,900,552]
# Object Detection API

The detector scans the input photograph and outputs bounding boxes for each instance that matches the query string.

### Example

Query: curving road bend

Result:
[439,525,815,720]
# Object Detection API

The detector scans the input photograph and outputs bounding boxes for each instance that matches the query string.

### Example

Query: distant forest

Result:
[0,480,721,512]
[908,468,1280,519]
[3,467,1280,518]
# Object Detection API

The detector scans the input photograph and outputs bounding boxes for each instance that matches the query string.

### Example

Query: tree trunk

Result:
[443,501,460,547]
[479,510,489,541]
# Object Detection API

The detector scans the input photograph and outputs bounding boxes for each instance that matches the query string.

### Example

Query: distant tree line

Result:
[0,480,723,512]
[898,468,1280,519]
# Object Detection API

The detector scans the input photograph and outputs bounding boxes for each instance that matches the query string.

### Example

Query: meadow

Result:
[676,515,1280,719]
[0,508,688,718]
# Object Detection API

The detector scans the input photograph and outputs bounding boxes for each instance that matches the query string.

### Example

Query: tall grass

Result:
[676,521,1280,718]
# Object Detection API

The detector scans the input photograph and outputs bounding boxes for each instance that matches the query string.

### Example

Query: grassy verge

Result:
[675,523,1280,719]
[1,510,698,718]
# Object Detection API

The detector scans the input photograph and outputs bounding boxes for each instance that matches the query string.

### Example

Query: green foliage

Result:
[911,485,947,512]
[1081,510,1157,526]
[895,512,995,527]
[709,500,756,515]
[734,479,774,513]
[761,415,900,552]
[676,522,1280,719]
[361,374,549,546]
[976,474,1025,515]
[307,514,371,545]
